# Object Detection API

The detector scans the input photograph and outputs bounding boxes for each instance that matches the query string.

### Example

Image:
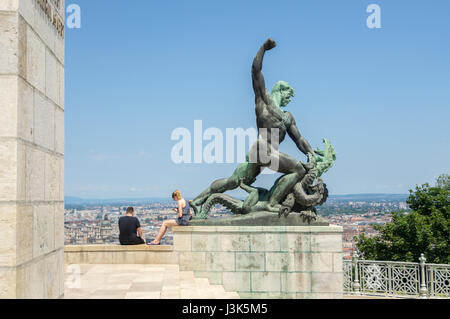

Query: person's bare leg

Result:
[152,220,178,244]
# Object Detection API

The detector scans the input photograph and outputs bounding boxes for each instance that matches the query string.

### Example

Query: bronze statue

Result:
[190,38,336,223]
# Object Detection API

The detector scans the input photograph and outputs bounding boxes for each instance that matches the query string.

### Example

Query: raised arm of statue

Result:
[252,38,276,104]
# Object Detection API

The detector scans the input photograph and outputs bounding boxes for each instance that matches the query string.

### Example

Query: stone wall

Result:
[0,0,64,298]
[173,226,344,299]
[64,245,178,265]
[63,226,344,299]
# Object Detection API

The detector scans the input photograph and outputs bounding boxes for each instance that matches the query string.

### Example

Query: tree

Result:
[436,174,449,191]
[355,174,450,263]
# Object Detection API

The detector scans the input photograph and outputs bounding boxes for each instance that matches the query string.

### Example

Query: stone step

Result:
[195,277,211,289]
[217,292,241,299]
[64,264,240,299]
[210,284,226,294]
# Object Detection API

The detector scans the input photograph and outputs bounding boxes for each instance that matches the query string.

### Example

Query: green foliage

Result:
[436,174,450,191]
[355,174,450,264]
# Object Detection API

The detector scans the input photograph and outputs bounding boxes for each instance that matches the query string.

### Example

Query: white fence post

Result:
[419,253,428,299]
[353,251,361,295]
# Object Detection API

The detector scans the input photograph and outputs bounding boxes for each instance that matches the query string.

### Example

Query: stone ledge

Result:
[64,244,173,252]
[64,245,177,265]
[173,225,343,233]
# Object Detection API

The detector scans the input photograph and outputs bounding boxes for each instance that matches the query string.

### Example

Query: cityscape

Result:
[64,200,233,246]
[64,194,409,258]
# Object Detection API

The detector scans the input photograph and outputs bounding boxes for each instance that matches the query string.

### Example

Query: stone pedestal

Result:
[173,225,344,299]
[0,0,65,299]
[188,211,330,226]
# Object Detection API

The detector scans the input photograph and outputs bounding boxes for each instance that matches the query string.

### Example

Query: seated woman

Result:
[149,190,192,245]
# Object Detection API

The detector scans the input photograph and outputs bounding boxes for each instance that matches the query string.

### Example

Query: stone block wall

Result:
[0,0,64,298]
[173,226,344,299]
[64,245,178,265]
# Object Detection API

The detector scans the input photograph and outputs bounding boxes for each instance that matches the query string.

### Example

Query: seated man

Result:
[118,207,145,245]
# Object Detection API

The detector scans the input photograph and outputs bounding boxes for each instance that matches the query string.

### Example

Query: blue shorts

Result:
[176,217,189,226]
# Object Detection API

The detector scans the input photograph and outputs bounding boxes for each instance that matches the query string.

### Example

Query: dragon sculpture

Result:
[196,139,336,223]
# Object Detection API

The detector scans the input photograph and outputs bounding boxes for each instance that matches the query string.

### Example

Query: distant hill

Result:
[64,196,87,204]
[65,193,409,206]
[64,196,172,206]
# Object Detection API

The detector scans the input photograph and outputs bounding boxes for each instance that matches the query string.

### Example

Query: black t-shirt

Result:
[118,216,141,244]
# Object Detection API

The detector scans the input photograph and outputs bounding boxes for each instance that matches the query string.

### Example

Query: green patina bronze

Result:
[313,138,337,178]
[189,39,337,225]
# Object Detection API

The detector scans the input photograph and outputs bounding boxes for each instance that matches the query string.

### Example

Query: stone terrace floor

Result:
[64,264,240,299]
[64,264,395,299]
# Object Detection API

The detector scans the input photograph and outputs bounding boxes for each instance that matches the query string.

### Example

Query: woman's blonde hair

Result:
[172,190,182,200]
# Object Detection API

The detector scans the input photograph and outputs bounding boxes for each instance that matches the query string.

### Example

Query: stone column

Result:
[0,0,65,299]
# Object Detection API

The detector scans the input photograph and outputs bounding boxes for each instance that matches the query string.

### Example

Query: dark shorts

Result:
[120,237,145,245]
[176,215,192,226]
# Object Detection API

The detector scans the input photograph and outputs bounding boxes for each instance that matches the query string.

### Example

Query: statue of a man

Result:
[190,38,316,216]
[249,38,315,206]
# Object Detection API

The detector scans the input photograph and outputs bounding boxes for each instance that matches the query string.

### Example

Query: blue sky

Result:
[65,0,450,199]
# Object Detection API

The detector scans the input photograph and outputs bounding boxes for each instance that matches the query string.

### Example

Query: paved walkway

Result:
[64,264,399,299]
[64,264,240,299]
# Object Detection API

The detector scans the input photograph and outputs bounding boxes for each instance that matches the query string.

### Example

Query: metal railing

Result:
[343,252,449,298]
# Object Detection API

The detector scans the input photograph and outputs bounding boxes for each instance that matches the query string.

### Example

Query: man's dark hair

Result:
[126,207,134,214]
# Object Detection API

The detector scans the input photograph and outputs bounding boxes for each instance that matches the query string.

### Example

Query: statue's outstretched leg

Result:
[191,162,260,218]
[191,176,240,218]
[265,151,306,207]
